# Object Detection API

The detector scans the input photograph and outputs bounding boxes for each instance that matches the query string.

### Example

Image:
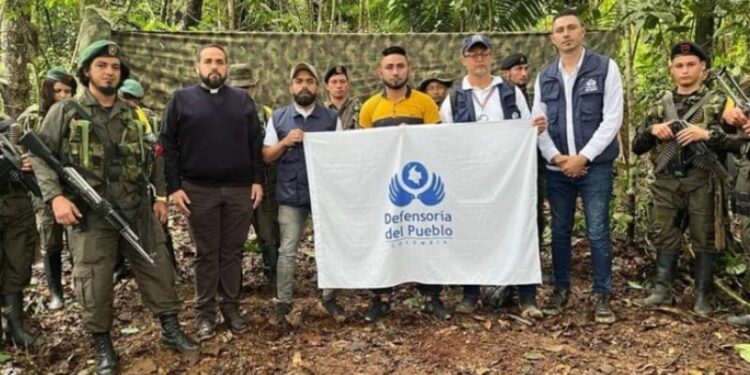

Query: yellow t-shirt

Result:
[359,86,441,128]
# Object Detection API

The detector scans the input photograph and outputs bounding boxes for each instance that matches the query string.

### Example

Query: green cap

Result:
[46,66,72,82]
[78,40,122,69]
[119,78,145,98]
[228,63,258,88]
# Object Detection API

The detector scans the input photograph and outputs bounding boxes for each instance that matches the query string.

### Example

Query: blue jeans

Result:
[546,162,614,294]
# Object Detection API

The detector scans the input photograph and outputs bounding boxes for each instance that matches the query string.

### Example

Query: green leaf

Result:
[0,352,11,364]
[734,344,750,363]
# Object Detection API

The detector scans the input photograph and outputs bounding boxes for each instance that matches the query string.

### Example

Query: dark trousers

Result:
[546,163,614,294]
[184,181,253,320]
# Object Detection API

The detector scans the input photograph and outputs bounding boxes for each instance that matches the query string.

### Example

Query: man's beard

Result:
[200,72,226,89]
[294,90,316,106]
[383,77,408,90]
[93,83,118,96]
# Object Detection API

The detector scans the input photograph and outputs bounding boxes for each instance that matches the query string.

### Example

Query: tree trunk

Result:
[692,0,716,55]
[160,0,172,24]
[621,0,637,244]
[1,0,35,117]
[181,0,203,30]
[227,0,236,30]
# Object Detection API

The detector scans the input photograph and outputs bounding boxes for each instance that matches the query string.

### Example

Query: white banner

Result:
[304,121,541,288]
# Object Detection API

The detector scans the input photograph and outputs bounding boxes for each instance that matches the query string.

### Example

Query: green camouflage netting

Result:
[110,30,617,109]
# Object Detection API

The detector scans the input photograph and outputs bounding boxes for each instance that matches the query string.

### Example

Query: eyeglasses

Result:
[463,51,492,60]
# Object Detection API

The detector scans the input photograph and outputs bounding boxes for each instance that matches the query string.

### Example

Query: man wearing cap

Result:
[118,79,178,279]
[262,62,343,325]
[228,63,280,285]
[324,65,361,130]
[439,35,545,319]
[500,53,532,104]
[161,44,264,341]
[359,46,450,322]
[17,66,77,311]
[418,76,452,106]
[533,9,623,323]
[32,40,198,374]
[633,41,741,316]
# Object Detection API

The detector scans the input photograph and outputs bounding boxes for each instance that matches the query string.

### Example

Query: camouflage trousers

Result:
[32,196,65,255]
[0,192,37,294]
[734,160,750,263]
[69,210,180,333]
[651,168,717,255]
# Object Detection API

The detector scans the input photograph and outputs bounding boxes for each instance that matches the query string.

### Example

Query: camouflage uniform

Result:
[632,86,741,314]
[0,114,39,346]
[326,97,361,130]
[18,104,67,308]
[33,88,183,333]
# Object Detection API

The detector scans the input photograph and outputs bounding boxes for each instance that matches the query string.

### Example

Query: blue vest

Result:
[273,104,338,207]
[539,51,618,164]
[450,82,520,123]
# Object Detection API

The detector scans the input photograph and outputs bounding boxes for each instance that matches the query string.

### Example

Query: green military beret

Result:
[78,40,122,69]
[119,78,145,98]
[46,66,72,82]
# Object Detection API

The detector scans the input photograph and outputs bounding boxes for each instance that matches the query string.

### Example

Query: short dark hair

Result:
[196,44,228,63]
[553,8,581,23]
[77,59,130,89]
[382,45,407,57]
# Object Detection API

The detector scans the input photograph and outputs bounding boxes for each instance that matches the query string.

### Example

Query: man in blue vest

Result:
[532,9,624,324]
[439,34,547,319]
[262,62,343,325]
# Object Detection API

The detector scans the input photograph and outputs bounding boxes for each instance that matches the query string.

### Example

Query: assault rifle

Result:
[20,131,155,265]
[654,119,732,182]
[0,118,42,196]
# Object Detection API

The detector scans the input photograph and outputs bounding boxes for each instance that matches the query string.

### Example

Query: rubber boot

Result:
[693,252,715,316]
[44,251,65,310]
[91,332,118,375]
[636,252,678,307]
[4,292,37,348]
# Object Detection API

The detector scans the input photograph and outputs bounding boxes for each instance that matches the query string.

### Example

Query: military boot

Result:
[91,332,118,375]
[160,314,200,352]
[44,251,65,310]
[4,292,37,347]
[635,252,678,307]
[693,252,715,316]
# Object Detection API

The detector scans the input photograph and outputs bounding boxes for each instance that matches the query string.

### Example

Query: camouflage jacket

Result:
[632,86,743,172]
[326,97,361,130]
[31,89,165,210]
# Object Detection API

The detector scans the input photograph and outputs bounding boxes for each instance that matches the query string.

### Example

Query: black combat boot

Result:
[44,251,65,310]
[693,252,715,316]
[91,332,118,375]
[4,292,37,347]
[160,314,200,352]
[636,252,678,307]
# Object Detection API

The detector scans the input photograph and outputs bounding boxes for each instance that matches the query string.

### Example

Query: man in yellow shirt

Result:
[360,46,441,128]
[359,45,448,322]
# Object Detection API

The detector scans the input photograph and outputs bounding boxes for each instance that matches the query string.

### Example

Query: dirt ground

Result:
[6,211,750,375]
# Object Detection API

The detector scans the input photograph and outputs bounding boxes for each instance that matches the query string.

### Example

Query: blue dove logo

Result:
[389,161,446,207]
